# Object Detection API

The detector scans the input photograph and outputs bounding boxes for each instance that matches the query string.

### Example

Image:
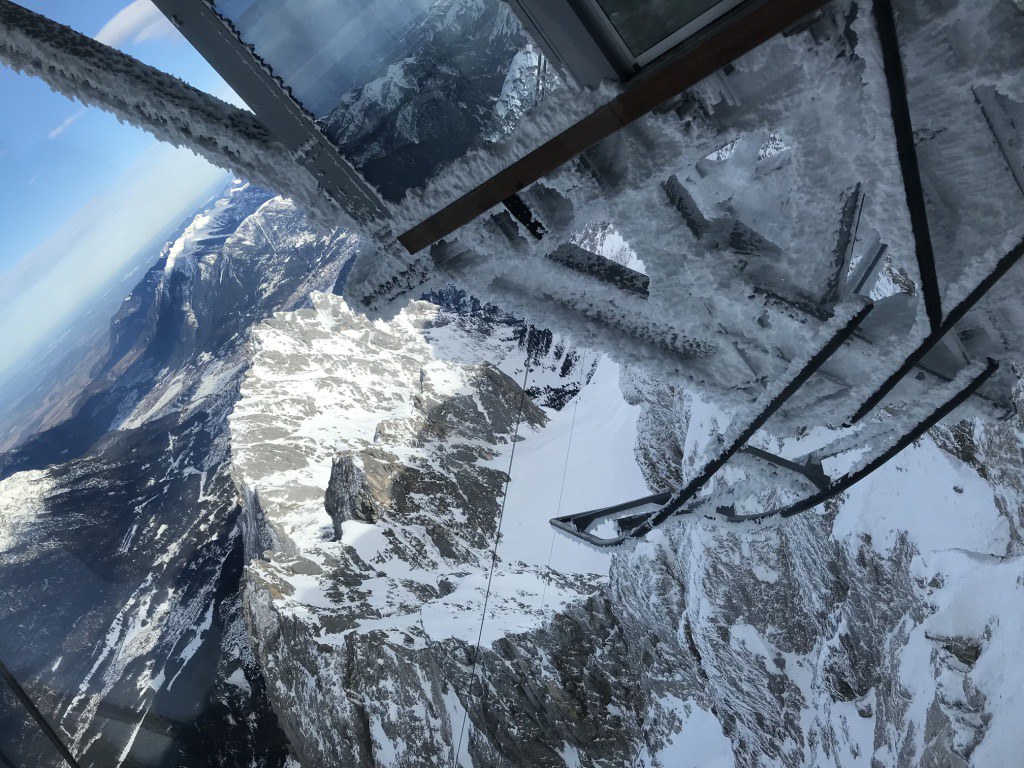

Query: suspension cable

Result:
[540,350,588,613]
[452,345,533,766]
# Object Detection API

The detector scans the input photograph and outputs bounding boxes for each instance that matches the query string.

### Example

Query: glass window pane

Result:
[595,0,730,56]
[213,0,436,118]
[214,0,563,201]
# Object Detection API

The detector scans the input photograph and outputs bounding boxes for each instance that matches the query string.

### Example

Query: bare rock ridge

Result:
[231,293,609,766]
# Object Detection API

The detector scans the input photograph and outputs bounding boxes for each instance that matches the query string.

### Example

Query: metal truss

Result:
[550,0,1024,547]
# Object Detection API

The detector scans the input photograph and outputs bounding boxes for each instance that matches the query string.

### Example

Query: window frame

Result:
[578,0,755,68]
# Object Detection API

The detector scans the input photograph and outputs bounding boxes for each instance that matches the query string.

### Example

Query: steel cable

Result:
[452,347,533,767]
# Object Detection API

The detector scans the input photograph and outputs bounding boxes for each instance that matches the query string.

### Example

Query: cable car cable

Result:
[452,347,533,766]
[540,349,588,613]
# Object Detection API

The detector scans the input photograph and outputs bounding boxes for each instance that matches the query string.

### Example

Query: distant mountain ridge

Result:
[0,182,350,767]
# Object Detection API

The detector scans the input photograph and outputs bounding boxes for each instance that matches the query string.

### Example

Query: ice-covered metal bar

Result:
[719,358,1001,521]
[148,0,389,229]
[0,0,344,231]
[873,0,943,332]
[552,299,873,547]
[847,237,1024,424]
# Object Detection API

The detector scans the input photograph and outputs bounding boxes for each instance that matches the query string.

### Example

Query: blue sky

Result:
[0,0,240,381]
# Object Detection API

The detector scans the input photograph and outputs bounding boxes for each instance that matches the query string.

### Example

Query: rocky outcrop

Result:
[234,293,1024,767]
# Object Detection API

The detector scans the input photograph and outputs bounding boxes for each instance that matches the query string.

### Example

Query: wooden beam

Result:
[398,0,832,254]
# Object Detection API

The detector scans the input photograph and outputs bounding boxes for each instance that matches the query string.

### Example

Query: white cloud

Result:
[47,110,84,140]
[94,0,180,48]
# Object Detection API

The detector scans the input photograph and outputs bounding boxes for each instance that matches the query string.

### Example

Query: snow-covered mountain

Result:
[318,0,558,201]
[2,171,1022,768]
[229,292,641,766]
[0,180,600,768]
[0,182,352,768]
[227,289,1024,767]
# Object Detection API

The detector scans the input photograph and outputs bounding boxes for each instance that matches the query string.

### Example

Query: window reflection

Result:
[213,0,436,117]
[594,0,735,57]
[215,0,559,201]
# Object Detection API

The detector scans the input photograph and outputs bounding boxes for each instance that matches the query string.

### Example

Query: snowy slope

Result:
[0,184,353,768]
[232,295,1024,768]
[607,371,1024,768]
[231,292,654,765]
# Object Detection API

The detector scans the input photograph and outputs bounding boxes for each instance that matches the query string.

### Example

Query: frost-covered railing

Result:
[0,0,349,232]
[548,0,1024,548]
[552,299,874,546]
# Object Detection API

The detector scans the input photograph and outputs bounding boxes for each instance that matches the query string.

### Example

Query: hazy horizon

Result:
[0,0,238,394]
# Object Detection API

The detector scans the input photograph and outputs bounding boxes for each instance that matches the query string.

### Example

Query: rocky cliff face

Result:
[0,183,354,768]
[233,293,1024,768]
[230,293,647,766]
[318,0,559,201]
[607,377,1023,767]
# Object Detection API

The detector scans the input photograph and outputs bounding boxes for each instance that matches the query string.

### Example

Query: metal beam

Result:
[397,0,832,255]
[873,0,943,332]
[150,0,388,227]
[546,243,650,296]
[847,236,1024,424]
[821,183,865,307]
[0,0,340,230]
[733,358,1000,520]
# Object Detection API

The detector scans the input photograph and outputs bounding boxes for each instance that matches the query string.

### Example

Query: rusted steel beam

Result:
[398,0,832,254]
